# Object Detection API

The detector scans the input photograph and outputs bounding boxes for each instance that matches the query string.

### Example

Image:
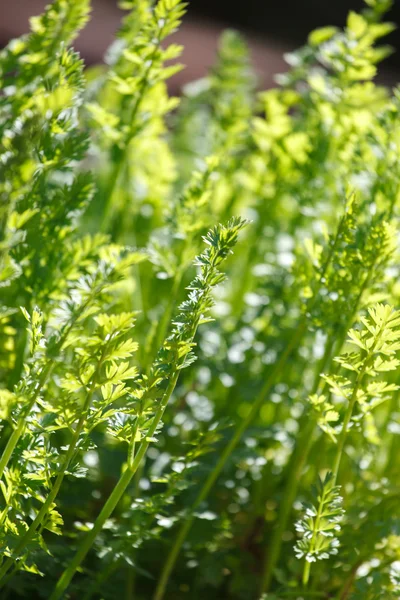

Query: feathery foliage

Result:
[1,0,400,599]
[294,472,344,566]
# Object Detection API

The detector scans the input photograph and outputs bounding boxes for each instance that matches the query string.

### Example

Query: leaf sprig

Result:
[294,472,344,581]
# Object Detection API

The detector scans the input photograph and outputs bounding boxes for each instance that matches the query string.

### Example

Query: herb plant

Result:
[1,0,400,599]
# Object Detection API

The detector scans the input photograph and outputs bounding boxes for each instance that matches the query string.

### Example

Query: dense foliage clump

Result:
[1,0,400,598]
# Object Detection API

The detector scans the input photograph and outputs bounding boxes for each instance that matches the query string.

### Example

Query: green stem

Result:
[100,149,126,233]
[50,367,181,600]
[146,153,222,371]
[301,313,388,591]
[329,266,375,378]
[154,213,347,599]
[51,465,135,600]
[261,420,315,593]
[126,566,134,600]
[126,460,146,600]
[153,319,306,600]
[260,256,381,593]
[302,564,311,588]
[0,421,25,481]
[51,257,221,598]
[261,341,365,594]
[153,520,191,600]
[331,385,360,483]
[50,217,217,597]
[260,333,335,593]
[293,309,386,591]
[302,485,327,587]
[0,375,99,585]
[0,327,61,476]
[8,310,30,389]
[333,340,380,484]
[0,293,96,480]
[329,268,383,484]
[100,33,163,234]
[331,313,386,484]
[0,365,50,481]
[146,267,185,374]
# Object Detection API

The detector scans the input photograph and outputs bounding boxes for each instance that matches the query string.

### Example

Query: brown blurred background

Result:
[1,0,399,89]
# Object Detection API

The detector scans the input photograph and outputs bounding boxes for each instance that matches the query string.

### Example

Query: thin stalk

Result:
[146,152,224,370]
[260,259,380,592]
[261,419,315,594]
[0,371,101,584]
[330,266,375,372]
[51,246,220,597]
[260,333,336,593]
[0,362,52,480]
[0,421,26,481]
[0,293,96,480]
[126,567,134,600]
[100,33,163,233]
[153,319,306,600]
[301,314,388,591]
[51,466,135,600]
[331,309,387,483]
[260,329,370,594]
[331,386,359,483]
[100,153,125,233]
[230,217,264,320]
[126,459,146,600]
[50,368,181,600]
[302,485,328,587]
[154,211,348,600]
[146,266,185,374]
[8,310,30,389]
